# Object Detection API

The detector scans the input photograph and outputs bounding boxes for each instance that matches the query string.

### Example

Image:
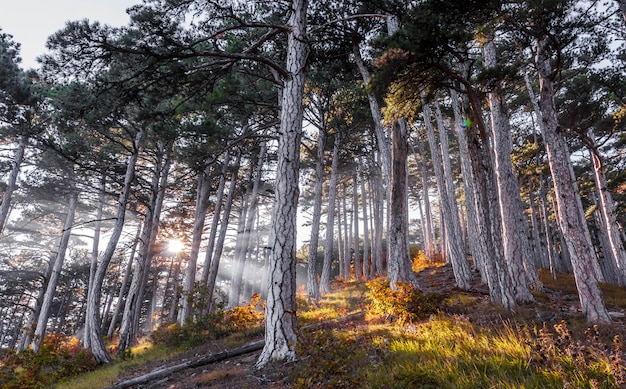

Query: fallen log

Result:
[103,339,265,389]
[103,310,366,389]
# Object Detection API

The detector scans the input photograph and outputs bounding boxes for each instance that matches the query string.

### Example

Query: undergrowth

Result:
[150,293,264,348]
[13,263,626,389]
[366,277,444,324]
[0,333,98,389]
[292,271,626,388]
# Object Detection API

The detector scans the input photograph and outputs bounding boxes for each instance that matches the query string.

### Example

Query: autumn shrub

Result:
[366,278,444,325]
[0,333,97,389]
[150,294,264,348]
[412,250,446,272]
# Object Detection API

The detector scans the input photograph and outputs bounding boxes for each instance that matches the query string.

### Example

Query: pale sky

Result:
[0,0,139,70]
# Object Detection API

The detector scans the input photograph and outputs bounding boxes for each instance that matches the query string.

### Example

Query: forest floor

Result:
[94,264,626,389]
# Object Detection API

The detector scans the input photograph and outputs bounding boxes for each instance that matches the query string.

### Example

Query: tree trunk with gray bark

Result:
[388,120,419,288]
[307,129,325,300]
[422,98,472,290]
[484,38,538,301]
[535,40,610,323]
[85,130,143,363]
[255,0,308,367]
[32,190,79,352]
[320,133,340,295]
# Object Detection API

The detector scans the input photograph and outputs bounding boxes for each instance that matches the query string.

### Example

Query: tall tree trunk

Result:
[118,144,171,353]
[534,41,610,323]
[585,130,626,286]
[206,152,241,312]
[180,157,215,324]
[523,80,559,278]
[200,151,231,289]
[359,160,371,279]
[352,42,391,183]
[256,0,307,367]
[0,135,25,236]
[388,120,419,288]
[337,203,344,279]
[455,59,519,309]
[450,89,515,309]
[86,129,144,363]
[372,164,385,277]
[352,171,362,281]
[414,139,436,263]
[106,224,139,338]
[484,39,538,301]
[85,173,106,349]
[433,99,473,284]
[320,133,340,295]
[228,143,266,308]
[167,255,183,324]
[307,129,325,300]
[32,190,79,352]
[342,183,351,279]
[354,40,392,277]
[422,98,472,290]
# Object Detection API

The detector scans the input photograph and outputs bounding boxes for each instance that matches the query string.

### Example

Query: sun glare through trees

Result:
[1,0,626,385]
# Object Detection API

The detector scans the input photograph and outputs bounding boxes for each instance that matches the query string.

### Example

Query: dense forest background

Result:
[0,0,625,367]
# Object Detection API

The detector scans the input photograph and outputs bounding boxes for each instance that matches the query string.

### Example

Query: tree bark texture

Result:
[484,38,538,301]
[180,156,215,323]
[415,139,436,262]
[118,146,171,352]
[586,129,626,286]
[359,161,371,279]
[320,133,340,295]
[86,129,144,363]
[422,99,472,290]
[535,42,610,323]
[388,120,419,288]
[200,151,231,290]
[450,89,515,309]
[229,143,266,308]
[352,171,362,280]
[256,0,307,367]
[31,190,78,352]
[206,152,241,312]
[307,129,325,300]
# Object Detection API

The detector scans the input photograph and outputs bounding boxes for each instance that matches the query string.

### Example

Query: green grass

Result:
[55,267,626,388]
[56,341,181,389]
[291,272,626,388]
[297,280,369,326]
[364,316,615,388]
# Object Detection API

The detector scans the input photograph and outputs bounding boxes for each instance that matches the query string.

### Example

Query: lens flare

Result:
[168,238,185,254]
